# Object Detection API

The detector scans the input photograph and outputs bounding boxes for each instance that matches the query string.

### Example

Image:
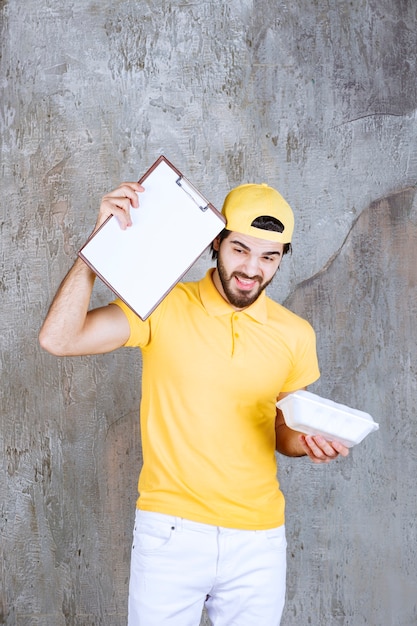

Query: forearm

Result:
[39,257,96,355]
[275,421,306,457]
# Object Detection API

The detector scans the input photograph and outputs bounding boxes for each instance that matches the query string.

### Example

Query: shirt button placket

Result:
[231,313,240,357]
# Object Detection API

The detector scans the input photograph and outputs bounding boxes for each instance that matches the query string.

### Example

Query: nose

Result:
[241,254,261,277]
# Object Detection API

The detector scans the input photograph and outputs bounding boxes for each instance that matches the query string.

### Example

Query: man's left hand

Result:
[298,434,350,464]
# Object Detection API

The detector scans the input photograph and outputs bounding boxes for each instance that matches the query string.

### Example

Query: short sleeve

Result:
[280,320,320,392]
[110,298,151,347]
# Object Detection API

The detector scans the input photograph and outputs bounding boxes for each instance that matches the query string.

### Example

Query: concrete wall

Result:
[1,1,416,624]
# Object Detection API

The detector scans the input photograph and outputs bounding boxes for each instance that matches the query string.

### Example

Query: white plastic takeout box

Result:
[276,390,379,448]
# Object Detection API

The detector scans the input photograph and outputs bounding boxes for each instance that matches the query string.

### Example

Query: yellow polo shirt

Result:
[112,269,319,530]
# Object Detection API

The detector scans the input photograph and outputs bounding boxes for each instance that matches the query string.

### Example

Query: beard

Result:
[216,257,274,309]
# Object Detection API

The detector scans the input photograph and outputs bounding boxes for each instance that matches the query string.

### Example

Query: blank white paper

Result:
[79,157,225,319]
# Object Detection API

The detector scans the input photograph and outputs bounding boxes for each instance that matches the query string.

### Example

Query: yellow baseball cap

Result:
[221,183,294,243]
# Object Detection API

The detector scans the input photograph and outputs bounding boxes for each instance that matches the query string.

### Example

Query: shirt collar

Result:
[199,269,268,324]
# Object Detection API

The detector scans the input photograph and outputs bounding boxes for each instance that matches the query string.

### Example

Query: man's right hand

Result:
[93,182,145,233]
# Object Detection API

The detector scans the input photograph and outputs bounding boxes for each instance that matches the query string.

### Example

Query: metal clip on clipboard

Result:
[176,176,209,212]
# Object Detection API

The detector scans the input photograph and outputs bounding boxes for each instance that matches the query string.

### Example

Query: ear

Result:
[212,236,221,252]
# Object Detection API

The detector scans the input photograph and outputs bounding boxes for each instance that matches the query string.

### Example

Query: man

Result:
[39,180,349,625]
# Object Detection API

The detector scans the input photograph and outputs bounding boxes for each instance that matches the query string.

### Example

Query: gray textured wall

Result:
[1,1,416,625]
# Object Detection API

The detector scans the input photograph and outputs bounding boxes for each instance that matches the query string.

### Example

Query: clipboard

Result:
[78,155,226,320]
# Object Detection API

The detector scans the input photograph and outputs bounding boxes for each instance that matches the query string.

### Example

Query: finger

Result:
[99,183,145,230]
[298,435,328,463]
[105,183,145,209]
[100,197,130,228]
[330,440,350,457]
[312,435,340,458]
[301,435,337,463]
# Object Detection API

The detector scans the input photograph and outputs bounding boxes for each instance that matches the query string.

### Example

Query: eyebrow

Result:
[230,239,281,256]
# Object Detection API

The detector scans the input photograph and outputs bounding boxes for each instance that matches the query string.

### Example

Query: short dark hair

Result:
[211,215,292,260]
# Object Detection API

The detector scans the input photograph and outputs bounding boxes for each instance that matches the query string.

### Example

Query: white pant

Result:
[128,510,287,626]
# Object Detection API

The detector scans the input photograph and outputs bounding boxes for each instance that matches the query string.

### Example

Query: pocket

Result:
[133,519,175,554]
[262,526,287,551]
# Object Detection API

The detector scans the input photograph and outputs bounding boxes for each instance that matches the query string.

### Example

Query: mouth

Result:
[233,274,261,291]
